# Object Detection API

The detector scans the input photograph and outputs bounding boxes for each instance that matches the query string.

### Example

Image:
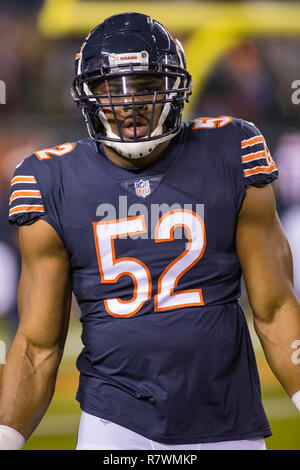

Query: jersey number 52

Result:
[93,209,206,317]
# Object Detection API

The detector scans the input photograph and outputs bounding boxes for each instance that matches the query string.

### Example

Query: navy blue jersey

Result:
[8,117,278,444]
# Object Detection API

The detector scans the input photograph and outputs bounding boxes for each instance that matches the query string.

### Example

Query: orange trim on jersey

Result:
[241,135,264,148]
[154,209,206,311]
[11,176,36,186]
[34,142,75,161]
[9,190,41,205]
[192,115,233,130]
[93,216,152,318]
[244,164,277,177]
[242,151,267,163]
[9,204,44,216]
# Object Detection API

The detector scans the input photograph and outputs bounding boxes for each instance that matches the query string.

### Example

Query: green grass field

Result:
[1,313,299,451]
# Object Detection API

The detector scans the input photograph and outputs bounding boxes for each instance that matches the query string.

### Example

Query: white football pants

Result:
[76,411,267,450]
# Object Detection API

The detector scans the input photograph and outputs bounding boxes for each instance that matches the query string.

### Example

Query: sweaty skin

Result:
[236,184,300,397]
[0,221,72,439]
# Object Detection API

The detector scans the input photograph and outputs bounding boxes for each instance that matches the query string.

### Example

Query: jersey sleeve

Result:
[8,157,45,226]
[240,120,278,187]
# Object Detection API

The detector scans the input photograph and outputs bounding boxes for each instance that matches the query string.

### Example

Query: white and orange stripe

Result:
[241,135,265,149]
[9,204,44,217]
[241,133,278,178]
[11,175,37,186]
[243,164,277,177]
[242,150,267,164]
[9,190,41,205]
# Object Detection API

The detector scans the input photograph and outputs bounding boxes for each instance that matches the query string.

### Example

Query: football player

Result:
[0,12,299,450]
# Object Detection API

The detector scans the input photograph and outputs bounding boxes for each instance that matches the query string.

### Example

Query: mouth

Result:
[122,116,149,139]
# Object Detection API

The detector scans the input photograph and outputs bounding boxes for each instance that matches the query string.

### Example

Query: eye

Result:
[109,87,121,95]
[143,87,156,93]
[138,83,163,93]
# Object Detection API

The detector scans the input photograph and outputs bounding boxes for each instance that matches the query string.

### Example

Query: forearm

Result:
[253,297,300,398]
[0,330,62,440]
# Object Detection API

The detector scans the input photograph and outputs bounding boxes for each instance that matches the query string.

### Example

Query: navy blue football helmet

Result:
[71,12,192,158]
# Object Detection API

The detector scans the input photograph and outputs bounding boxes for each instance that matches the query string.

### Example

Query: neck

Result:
[102,140,171,169]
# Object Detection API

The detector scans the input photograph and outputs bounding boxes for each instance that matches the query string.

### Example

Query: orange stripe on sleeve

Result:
[9,190,41,205]
[242,151,267,163]
[11,176,36,186]
[9,205,44,216]
[243,164,277,177]
[241,136,265,148]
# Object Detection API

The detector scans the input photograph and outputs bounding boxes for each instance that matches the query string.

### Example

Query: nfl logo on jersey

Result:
[134,179,151,198]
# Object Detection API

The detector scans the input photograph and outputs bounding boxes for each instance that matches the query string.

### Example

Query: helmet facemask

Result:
[71,15,192,159]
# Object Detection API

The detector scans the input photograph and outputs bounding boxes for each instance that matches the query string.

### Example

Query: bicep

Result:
[236,184,296,322]
[17,219,72,351]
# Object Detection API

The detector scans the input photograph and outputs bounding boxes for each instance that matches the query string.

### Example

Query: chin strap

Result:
[98,125,179,159]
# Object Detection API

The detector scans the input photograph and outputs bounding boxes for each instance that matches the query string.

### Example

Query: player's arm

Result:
[236,184,300,404]
[0,219,72,445]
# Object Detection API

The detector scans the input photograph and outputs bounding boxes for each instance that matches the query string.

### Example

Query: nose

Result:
[120,96,149,113]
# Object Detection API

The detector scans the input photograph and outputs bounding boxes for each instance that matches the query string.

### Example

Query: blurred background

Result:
[0,0,299,450]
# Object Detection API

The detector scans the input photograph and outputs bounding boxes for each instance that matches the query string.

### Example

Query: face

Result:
[92,75,168,140]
